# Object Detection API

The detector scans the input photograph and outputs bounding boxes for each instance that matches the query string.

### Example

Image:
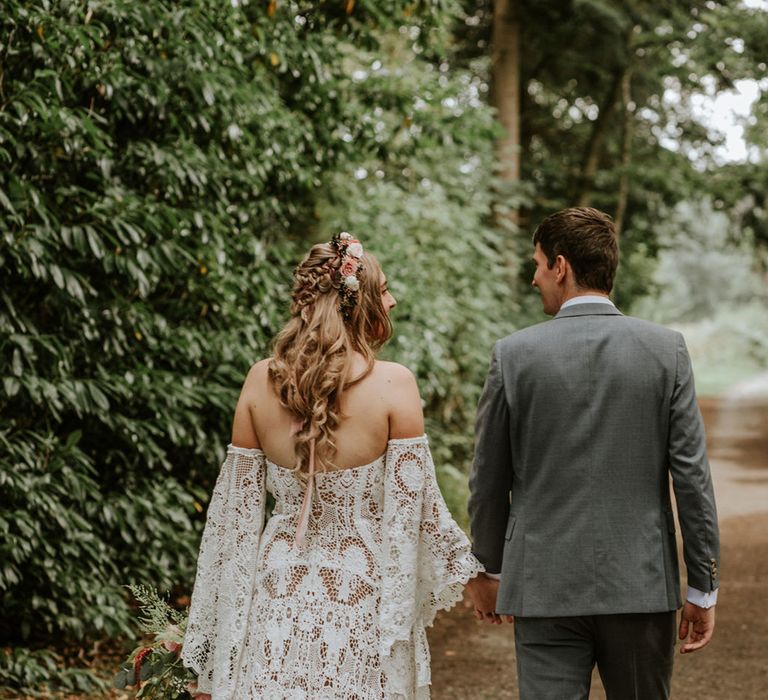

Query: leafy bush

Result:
[670,304,768,396]
[317,39,519,521]
[0,0,304,646]
[0,0,417,639]
[631,200,768,394]
[632,200,765,322]
[0,0,514,669]
[0,645,105,696]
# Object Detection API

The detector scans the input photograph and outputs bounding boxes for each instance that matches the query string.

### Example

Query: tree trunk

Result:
[576,24,641,210]
[614,68,635,239]
[491,0,521,229]
[574,69,624,207]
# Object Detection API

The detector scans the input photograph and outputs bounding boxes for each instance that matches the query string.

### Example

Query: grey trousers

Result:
[514,611,676,700]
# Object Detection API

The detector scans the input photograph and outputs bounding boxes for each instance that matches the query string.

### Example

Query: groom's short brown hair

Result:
[533,207,618,293]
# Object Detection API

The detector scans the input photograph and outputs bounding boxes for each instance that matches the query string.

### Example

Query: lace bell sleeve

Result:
[380,435,484,695]
[181,445,266,698]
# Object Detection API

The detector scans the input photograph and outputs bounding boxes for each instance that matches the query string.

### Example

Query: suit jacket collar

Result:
[554,302,623,320]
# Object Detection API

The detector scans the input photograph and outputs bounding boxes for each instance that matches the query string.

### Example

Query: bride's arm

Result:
[180,361,269,697]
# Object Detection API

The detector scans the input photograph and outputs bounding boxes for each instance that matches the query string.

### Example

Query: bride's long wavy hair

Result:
[268,241,392,474]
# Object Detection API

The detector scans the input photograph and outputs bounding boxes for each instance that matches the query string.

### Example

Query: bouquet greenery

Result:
[114,585,197,699]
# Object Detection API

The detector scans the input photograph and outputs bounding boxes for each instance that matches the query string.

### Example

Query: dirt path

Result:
[428,374,768,699]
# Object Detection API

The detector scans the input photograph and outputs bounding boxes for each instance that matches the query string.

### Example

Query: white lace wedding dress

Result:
[180,435,482,699]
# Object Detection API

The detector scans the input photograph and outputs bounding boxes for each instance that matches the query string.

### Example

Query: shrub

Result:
[1,0,514,658]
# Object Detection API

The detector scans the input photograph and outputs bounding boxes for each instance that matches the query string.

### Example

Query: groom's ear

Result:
[554,254,569,282]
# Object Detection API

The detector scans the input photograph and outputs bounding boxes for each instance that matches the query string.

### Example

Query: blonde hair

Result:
[268,242,392,474]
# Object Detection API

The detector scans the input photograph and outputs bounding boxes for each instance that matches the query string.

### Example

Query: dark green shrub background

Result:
[0,0,513,652]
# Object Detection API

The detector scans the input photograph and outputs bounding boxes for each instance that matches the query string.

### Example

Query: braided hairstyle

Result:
[268,242,392,474]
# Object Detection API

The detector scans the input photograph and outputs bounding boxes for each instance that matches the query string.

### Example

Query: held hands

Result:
[678,601,716,653]
[466,573,513,625]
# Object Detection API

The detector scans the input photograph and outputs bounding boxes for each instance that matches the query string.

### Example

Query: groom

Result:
[466,207,720,699]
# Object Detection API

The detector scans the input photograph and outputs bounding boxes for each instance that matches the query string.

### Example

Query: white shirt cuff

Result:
[687,586,718,608]
[485,572,501,580]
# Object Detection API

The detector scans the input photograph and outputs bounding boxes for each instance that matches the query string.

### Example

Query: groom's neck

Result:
[565,289,610,302]
[554,288,611,312]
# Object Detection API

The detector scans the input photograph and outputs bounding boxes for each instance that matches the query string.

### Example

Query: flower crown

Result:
[329,231,364,320]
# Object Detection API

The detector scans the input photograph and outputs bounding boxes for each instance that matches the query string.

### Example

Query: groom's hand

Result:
[466,573,507,625]
[678,601,716,653]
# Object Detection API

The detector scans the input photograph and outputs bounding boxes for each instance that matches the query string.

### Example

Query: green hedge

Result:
[1,0,516,667]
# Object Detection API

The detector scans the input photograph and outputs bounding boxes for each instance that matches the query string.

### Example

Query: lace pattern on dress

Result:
[181,437,482,699]
[379,436,484,695]
[180,445,266,696]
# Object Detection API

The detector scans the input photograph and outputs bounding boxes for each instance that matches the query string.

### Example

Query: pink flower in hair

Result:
[340,257,359,277]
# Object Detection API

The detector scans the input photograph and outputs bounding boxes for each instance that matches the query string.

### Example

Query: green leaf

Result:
[11,349,23,377]
[113,669,129,689]
[50,265,65,289]
[0,187,15,214]
[3,377,21,397]
[87,383,110,411]
[65,429,83,449]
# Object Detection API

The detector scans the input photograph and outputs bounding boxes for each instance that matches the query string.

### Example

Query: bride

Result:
[181,233,483,699]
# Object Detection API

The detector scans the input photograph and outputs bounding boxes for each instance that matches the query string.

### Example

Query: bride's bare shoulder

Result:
[245,357,272,380]
[373,361,424,438]
[238,358,276,401]
[373,360,417,385]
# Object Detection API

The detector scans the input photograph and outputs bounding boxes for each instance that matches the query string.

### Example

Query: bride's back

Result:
[230,236,422,472]
[243,356,419,472]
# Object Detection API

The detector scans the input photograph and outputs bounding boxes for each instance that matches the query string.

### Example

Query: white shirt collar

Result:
[560,295,615,310]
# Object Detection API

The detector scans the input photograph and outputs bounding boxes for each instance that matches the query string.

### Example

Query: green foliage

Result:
[632,200,764,321]
[631,200,768,395]
[0,0,511,677]
[127,584,186,635]
[453,0,768,307]
[1,0,305,645]
[113,646,192,699]
[113,586,192,699]
[670,304,768,396]
[0,646,106,697]
[0,0,422,639]
[0,428,136,640]
[317,38,515,514]
[707,161,768,258]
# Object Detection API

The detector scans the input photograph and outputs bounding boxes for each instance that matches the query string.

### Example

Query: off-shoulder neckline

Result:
[226,434,428,473]
[268,453,385,474]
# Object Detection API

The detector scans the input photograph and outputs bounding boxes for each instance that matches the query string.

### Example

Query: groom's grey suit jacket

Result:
[468,303,720,617]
